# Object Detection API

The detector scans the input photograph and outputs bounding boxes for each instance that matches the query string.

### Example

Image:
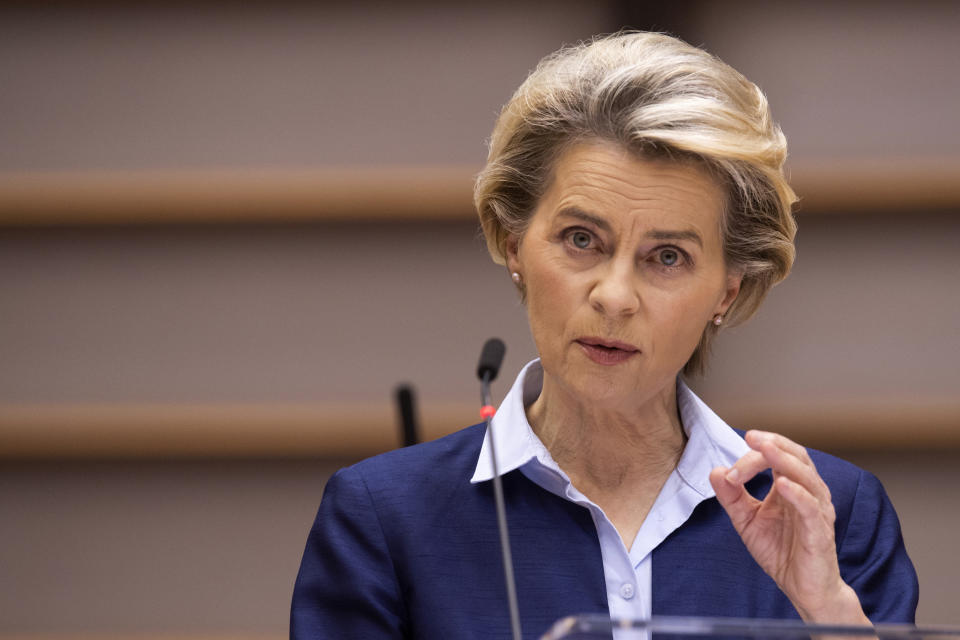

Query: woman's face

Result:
[506,140,741,410]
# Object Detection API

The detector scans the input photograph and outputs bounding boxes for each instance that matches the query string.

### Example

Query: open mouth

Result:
[575,338,639,364]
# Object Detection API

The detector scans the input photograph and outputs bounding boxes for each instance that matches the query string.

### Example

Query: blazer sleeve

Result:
[291,466,407,639]
[836,468,919,623]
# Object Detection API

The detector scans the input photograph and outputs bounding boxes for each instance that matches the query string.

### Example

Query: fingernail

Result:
[725,468,740,483]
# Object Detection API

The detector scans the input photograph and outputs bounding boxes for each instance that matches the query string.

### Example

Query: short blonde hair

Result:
[474,32,798,375]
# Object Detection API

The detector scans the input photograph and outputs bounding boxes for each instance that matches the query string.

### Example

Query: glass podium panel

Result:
[542,615,960,640]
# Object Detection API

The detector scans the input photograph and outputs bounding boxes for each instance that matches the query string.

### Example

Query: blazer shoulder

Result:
[812,450,901,547]
[342,422,487,491]
[806,445,862,481]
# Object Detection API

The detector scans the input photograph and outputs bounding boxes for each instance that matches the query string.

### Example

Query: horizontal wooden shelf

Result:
[0,156,957,226]
[0,165,478,226]
[788,155,960,214]
[1,398,958,459]
[711,397,960,452]
[0,402,475,459]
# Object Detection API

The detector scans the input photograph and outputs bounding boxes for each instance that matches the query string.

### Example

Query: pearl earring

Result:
[511,272,522,284]
[713,314,723,326]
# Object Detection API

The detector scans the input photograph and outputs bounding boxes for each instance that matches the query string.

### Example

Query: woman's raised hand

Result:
[708,430,870,625]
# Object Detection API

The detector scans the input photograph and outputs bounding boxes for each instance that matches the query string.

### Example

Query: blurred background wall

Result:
[1,1,958,637]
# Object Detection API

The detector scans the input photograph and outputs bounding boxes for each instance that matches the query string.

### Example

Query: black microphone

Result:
[477,337,506,384]
[394,384,419,448]
[475,338,521,640]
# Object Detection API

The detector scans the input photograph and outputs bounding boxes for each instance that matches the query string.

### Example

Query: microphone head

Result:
[476,338,506,382]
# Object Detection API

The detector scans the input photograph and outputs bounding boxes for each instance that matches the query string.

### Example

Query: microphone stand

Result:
[479,351,522,640]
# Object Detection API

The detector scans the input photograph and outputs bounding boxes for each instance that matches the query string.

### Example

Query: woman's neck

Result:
[526,373,687,502]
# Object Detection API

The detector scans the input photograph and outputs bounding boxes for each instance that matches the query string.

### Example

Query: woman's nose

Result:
[588,260,640,317]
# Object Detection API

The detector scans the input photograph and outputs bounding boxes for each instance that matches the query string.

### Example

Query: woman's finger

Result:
[746,430,813,466]
[754,439,832,504]
[775,476,836,542]
[722,449,769,486]
[709,466,760,533]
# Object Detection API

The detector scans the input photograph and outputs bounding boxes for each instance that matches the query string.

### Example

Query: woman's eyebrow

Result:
[647,229,703,248]
[556,207,611,232]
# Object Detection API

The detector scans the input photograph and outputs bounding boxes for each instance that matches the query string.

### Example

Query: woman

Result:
[291,32,917,639]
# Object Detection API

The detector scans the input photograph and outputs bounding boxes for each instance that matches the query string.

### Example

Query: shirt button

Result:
[619,583,635,600]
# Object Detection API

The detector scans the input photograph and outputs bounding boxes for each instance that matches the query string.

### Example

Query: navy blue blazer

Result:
[291,423,918,639]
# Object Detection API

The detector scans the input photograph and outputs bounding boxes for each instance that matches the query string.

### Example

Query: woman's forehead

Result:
[536,142,726,233]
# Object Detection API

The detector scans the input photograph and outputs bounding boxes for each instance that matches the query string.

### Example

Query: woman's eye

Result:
[570,231,593,249]
[658,248,682,266]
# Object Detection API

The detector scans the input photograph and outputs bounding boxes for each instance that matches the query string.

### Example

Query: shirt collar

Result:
[470,359,748,492]
[470,359,545,484]
[674,372,750,497]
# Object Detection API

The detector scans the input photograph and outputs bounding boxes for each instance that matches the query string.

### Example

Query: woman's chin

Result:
[565,375,642,409]
[552,362,677,413]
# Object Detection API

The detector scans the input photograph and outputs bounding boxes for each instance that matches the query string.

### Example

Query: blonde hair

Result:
[474,32,798,375]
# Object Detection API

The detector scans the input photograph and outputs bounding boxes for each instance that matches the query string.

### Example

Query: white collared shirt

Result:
[471,359,749,622]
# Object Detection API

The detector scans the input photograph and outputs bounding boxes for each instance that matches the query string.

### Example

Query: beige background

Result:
[1,1,958,637]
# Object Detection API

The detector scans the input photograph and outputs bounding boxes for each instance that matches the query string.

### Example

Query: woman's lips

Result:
[575,338,640,365]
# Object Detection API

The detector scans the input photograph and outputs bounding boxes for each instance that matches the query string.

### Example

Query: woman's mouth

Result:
[575,338,640,365]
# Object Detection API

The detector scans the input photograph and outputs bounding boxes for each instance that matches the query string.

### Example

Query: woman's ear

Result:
[505,233,521,274]
[718,270,743,315]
